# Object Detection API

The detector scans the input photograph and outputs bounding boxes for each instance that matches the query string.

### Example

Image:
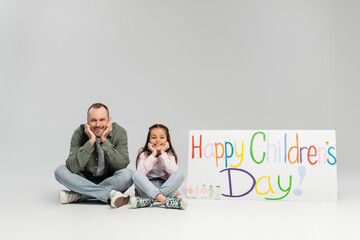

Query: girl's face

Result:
[149,127,167,151]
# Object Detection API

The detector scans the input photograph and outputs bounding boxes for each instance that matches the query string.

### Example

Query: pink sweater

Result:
[137,151,182,198]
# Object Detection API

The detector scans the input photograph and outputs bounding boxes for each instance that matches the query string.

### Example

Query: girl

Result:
[131,124,187,209]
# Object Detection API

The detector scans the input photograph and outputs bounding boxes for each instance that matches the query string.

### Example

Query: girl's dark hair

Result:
[136,124,178,167]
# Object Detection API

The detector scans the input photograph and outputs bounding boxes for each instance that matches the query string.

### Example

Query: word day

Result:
[219,168,294,200]
[191,131,337,168]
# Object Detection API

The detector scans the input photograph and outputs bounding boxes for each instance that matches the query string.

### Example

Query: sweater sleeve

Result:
[66,128,95,173]
[158,152,178,175]
[102,126,130,170]
[137,153,157,174]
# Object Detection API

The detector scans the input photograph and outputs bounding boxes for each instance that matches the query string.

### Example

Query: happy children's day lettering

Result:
[188,131,337,201]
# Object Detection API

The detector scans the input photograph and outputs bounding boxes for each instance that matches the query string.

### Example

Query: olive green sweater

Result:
[65,122,130,180]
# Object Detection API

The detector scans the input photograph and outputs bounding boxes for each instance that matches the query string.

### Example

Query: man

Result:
[54,103,133,208]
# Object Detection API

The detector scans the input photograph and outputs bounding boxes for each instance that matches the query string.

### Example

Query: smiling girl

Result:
[130,124,187,209]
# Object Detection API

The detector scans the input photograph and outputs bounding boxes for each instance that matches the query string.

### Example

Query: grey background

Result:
[0,2,359,238]
[2,0,359,178]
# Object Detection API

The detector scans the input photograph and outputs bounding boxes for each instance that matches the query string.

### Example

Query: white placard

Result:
[187,130,337,201]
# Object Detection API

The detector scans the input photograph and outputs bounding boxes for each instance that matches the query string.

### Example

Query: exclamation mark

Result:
[293,166,306,196]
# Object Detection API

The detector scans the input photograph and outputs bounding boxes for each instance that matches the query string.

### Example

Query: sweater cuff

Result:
[158,152,169,161]
[101,139,113,152]
[147,154,157,162]
[83,141,95,153]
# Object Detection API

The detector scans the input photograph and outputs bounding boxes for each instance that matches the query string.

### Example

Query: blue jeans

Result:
[132,170,184,199]
[54,165,133,203]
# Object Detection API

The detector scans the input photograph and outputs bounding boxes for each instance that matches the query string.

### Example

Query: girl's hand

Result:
[160,142,170,155]
[148,143,157,157]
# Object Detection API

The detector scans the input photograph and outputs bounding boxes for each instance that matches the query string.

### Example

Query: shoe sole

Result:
[113,195,130,208]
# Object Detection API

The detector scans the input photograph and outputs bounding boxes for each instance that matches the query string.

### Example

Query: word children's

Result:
[187,130,337,201]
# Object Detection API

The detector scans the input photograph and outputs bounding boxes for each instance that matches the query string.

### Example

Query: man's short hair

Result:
[87,103,109,118]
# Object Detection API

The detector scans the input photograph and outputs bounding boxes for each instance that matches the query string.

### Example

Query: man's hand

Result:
[148,143,158,157]
[85,124,96,146]
[100,120,113,143]
[160,142,170,155]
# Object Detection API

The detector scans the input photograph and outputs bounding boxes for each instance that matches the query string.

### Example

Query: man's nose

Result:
[95,121,100,127]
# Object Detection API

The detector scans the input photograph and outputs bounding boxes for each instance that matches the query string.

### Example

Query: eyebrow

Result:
[89,118,106,121]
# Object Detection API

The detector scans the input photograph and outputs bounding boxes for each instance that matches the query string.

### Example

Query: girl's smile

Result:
[149,128,167,151]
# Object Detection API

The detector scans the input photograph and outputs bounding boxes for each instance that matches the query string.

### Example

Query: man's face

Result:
[87,107,109,137]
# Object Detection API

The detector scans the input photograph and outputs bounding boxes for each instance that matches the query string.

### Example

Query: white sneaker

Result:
[59,190,80,204]
[110,190,130,208]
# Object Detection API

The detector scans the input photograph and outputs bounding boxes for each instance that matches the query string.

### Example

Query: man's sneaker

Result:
[165,197,188,210]
[59,190,80,204]
[130,197,154,208]
[109,190,130,208]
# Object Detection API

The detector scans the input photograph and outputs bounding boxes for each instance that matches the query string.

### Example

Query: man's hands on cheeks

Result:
[100,120,112,143]
[85,124,96,146]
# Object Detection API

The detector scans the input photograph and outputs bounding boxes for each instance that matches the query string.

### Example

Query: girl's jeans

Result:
[132,170,184,199]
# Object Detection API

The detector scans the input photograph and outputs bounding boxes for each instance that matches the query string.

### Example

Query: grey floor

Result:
[1,169,359,240]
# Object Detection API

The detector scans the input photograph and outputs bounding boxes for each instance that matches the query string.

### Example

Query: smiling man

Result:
[54,103,133,208]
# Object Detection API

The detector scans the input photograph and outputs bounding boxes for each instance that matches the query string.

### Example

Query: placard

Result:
[187,130,337,201]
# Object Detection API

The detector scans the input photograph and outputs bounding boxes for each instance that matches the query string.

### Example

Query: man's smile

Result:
[93,127,104,133]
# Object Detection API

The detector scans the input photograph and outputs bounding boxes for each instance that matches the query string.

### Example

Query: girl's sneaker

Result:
[131,197,154,208]
[165,197,188,210]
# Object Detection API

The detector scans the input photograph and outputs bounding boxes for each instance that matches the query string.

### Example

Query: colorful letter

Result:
[318,146,326,164]
[215,143,224,167]
[192,135,202,159]
[224,142,233,168]
[266,175,292,200]
[267,133,277,163]
[300,147,308,164]
[250,131,266,164]
[255,176,274,195]
[204,143,214,158]
[220,168,256,198]
[231,141,244,168]
[307,146,317,165]
[284,133,287,163]
[288,133,299,164]
[327,147,337,165]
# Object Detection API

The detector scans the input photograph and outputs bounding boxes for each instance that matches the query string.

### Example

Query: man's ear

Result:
[109,117,112,122]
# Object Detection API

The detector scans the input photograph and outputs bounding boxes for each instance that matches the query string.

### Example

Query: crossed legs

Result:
[54,165,133,203]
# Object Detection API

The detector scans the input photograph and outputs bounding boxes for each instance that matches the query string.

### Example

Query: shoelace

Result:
[137,198,153,207]
[166,198,181,208]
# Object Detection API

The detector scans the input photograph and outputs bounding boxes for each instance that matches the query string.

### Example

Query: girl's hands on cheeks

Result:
[161,142,170,155]
[148,143,157,157]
